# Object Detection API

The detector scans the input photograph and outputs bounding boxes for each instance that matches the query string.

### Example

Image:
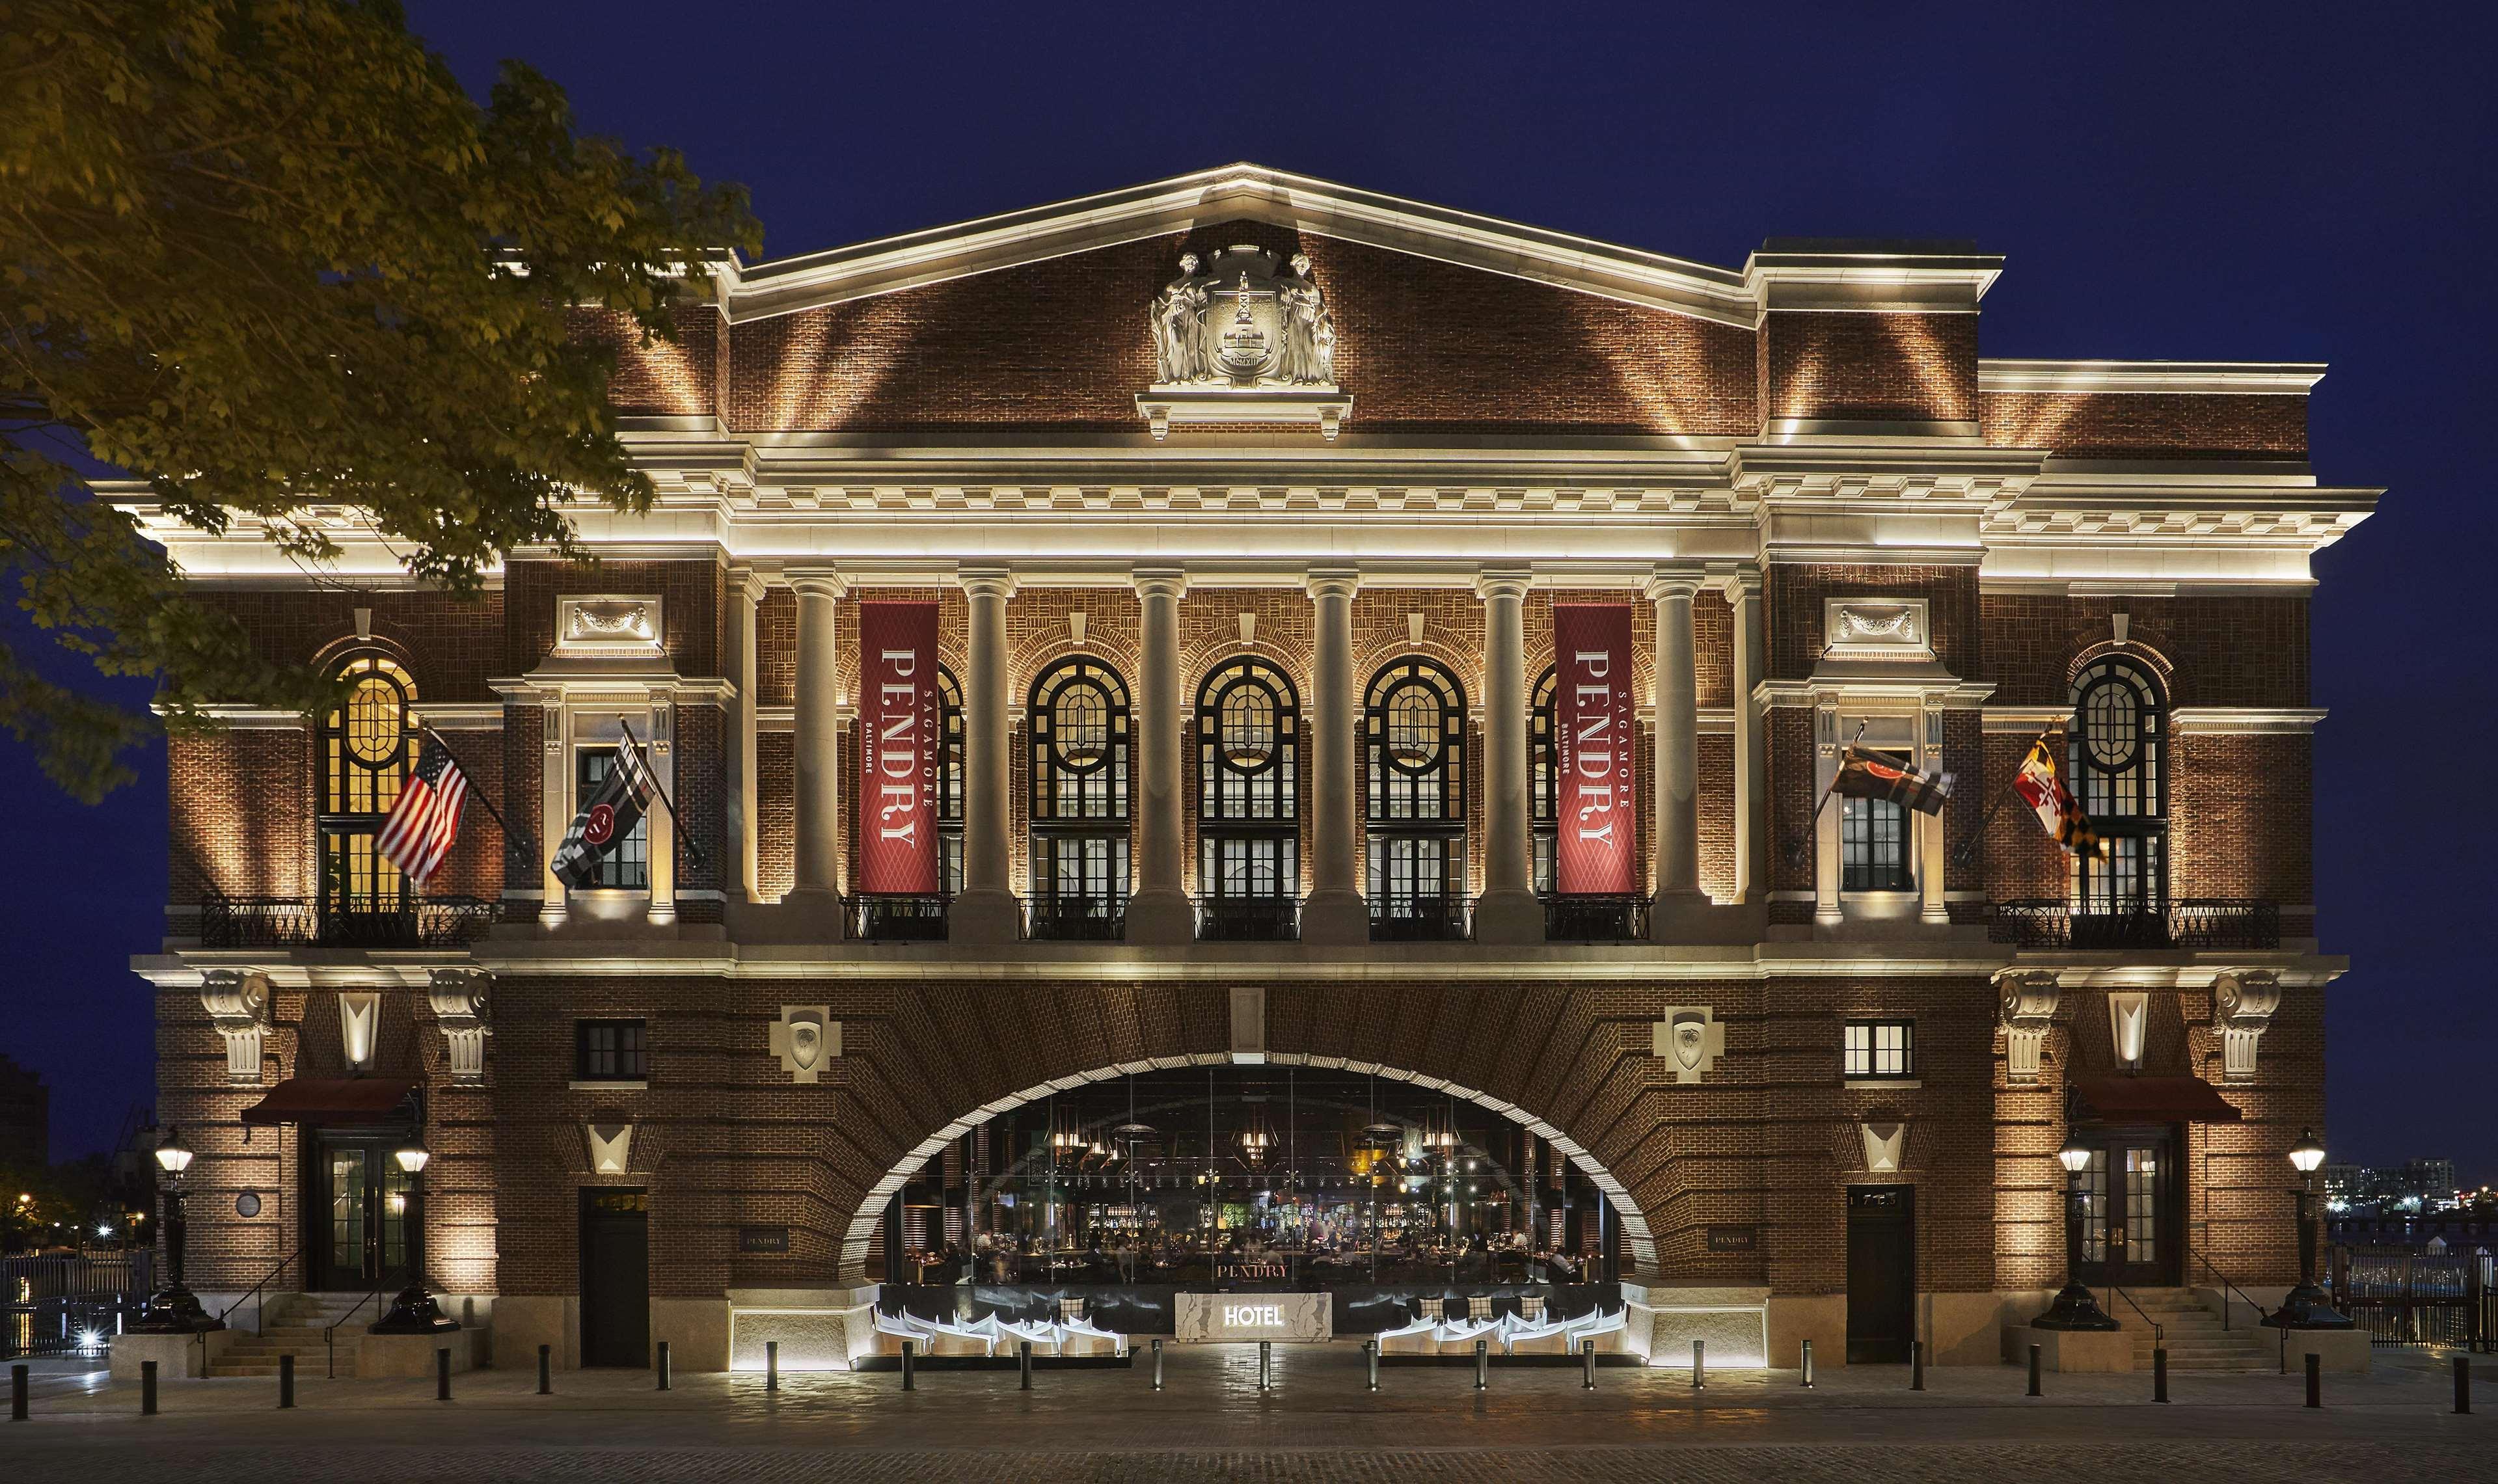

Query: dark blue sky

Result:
[7,3,2488,1181]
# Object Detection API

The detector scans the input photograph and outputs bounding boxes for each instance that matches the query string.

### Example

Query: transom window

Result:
[319,653,418,911]
[1029,657,1130,908]
[575,1019,648,1082]
[2070,658,2167,913]
[1843,1020,1915,1079]
[1198,660,1299,903]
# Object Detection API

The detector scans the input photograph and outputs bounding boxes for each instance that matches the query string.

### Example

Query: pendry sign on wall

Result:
[1553,603,1638,895]
[856,600,941,895]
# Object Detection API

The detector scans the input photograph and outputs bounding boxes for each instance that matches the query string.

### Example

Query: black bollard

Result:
[537,1343,552,1396]
[1474,1338,1487,1392]
[1801,1337,1815,1388]
[2026,1343,2041,1397]
[2154,1347,2168,1403]
[766,1340,779,1392]
[1581,1336,1596,1390]
[436,1347,450,1401]
[657,1340,670,1391]
[278,1353,294,1409]
[901,1338,915,1392]
[1911,1339,1925,1391]
[1364,1338,1378,1392]
[2304,1349,2320,1409]
[12,1361,27,1421]
[1018,1339,1032,1390]
[2456,1356,2470,1416]
[1260,1339,1273,1392]
[141,1358,157,1416]
[1692,1338,1705,1390]
[1152,1338,1163,1392]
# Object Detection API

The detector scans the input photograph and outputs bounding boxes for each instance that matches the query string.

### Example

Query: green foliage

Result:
[0,0,759,799]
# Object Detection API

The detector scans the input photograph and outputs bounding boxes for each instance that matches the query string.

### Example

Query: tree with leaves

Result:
[0,0,759,800]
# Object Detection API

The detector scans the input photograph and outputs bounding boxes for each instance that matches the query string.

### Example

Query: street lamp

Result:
[130,1126,222,1334]
[2029,1118,2118,1332]
[371,1136,457,1334]
[2264,1127,2354,1330]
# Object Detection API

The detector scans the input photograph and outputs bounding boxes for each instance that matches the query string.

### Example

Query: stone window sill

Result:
[1843,1077,1921,1090]
[570,1079,649,1092]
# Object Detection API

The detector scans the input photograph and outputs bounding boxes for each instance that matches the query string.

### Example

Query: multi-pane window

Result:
[1364,658,1467,915]
[1841,788,1913,891]
[1197,660,1299,901]
[2075,1149,2108,1263]
[1530,668,1557,895]
[1028,657,1130,908]
[1842,1019,1915,1079]
[574,749,649,889]
[319,654,418,912]
[576,1019,648,1081]
[937,667,964,897]
[2070,659,2167,913]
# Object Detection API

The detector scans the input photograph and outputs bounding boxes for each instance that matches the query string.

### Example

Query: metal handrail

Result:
[216,1247,299,1331]
[2193,1248,2270,1330]
[326,1281,383,1379]
[2108,1284,2163,1347]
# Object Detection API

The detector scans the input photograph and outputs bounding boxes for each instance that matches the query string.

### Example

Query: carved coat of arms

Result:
[1150,246,1337,388]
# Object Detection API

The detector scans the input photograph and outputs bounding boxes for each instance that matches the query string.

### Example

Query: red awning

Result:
[2074,1075,2244,1124]
[239,1077,417,1127]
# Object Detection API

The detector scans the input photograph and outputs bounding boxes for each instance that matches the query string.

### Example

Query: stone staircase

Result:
[207,1292,384,1378]
[2110,1288,2281,1372]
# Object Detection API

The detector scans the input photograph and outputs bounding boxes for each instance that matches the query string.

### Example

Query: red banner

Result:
[1553,603,1639,895]
[855,600,941,895]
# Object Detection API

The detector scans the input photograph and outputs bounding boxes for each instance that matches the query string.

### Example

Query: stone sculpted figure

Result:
[1152,253,1209,383]
[1279,253,1337,384]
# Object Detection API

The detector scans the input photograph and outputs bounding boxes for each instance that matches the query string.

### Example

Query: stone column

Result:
[643,692,677,926]
[1648,568,1704,935]
[1302,569,1367,945]
[724,567,763,908]
[1920,705,1950,925]
[1724,569,1766,906]
[1814,699,1844,926]
[787,569,847,934]
[1128,568,1193,943]
[953,567,1022,943]
[1474,569,1543,943]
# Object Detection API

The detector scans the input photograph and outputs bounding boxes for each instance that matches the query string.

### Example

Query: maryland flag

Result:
[1833,747,1955,815]
[2014,738,2108,857]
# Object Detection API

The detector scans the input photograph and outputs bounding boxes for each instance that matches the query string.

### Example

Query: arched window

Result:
[319,653,418,911]
[2070,658,2167,913]
[1364,657,1468,935]
[1197,659,1299,915]
[1530,667,1557,895]
[1028,657,1131,921]
[938,666,965,897]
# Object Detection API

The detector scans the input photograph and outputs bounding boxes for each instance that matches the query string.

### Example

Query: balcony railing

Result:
[1370,892,1472,942]
[1195,895,1301,942]
[1989,898,2281,951]
[1541,893,1651,943]
[849,894,951,941]
[196,893,497,950]
[1024,893,1127,941]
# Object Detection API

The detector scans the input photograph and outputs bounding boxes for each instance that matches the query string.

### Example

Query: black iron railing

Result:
[197,892,497,950]
[848,895,951,941]
[0,1252,151,1359]
[1541,893,1649,943]
[1989,898,2280,951]
[1370,893,1472,942]
[1024,893,1127,941]
[1196,896,1301,942]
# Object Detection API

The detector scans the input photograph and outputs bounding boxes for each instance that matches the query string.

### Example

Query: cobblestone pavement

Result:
[10,1345,2491,1482]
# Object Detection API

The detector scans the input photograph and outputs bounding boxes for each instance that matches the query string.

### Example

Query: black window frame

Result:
[2069,657,2168,915]
[936,666,965,898]
[1196,658,1299,905]
[575,1019,649,1082]
[1530,665,1558,895]
[1840,762,1914,893]
[1842,1019,1916,1080]
[1363,656,1469,923]
[318,651,420,914]
[573,746,651,891]
[1027,656,1132,912]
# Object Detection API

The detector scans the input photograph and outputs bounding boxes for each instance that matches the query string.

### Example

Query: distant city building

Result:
[2324,1157,2465,1211]
[0,1053,49,1170]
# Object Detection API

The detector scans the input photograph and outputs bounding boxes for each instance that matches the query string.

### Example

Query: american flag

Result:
[375,737,470,885]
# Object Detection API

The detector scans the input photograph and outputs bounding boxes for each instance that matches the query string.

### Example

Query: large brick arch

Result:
[828,977,1668,1280]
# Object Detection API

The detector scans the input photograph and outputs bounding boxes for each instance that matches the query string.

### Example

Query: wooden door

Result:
[1846,1185,1916,1364]
[578,1189,649,1367]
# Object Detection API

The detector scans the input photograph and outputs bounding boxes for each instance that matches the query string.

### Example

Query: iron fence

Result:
[848,894,951,941]
[1369,893,1471,942]
[1024,893,1127,941]
[198,892,497,950]
[2329,1242,2491,1349]
[1988,898,2280,951]
[1541,894,1649,943]
[1,1251,151,1359]
[1195,897,1301,941]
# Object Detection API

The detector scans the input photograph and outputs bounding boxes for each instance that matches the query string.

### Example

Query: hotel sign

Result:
[1553,603,1639,895]
[856,600,941,895]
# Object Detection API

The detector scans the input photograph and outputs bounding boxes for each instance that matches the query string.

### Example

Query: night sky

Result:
[7,5,2489,1183]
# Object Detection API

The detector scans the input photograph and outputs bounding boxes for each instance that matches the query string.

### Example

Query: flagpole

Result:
[616,718,711,869]
[1806,721,1869,822]
[416,722,537,872]
[1951,724,2059,868]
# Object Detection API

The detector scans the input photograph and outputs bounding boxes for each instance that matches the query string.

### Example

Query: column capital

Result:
[1644,565,1705,603]
[1708,563,1763,603]
[1132,566,1189,601]
[1305,567,1361,600]
[958,565,1018,601]
[785,566,848,600]
[1473,567,1534,601]
[726,564,768,604]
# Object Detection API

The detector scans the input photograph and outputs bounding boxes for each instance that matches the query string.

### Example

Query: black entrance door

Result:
[579,1189,649,1368]
[308,1132,412,1292]
[1846,1185,1916,1364]
[2073,1127,2179,1288]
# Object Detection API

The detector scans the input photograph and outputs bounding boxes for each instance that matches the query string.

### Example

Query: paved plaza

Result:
[8,1344,2491,1481]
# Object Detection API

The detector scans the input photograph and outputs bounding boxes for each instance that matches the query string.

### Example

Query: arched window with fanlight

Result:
[319,653,420,915]
[937,666,965,897]
[1197,658,1299,931]
[2070,657,2167,914]
[1027,656,1131,930]
[1364,656,1468,936]
[1530,666,1558,895]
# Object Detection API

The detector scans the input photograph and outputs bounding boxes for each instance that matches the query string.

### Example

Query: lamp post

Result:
[2030,1116,2119,1331]
[371,1137,458,1334]
[2264,1127,2354,1330]
[130,1126,221,1333]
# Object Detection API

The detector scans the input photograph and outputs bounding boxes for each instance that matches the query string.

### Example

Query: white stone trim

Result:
[2171,707,2329,735]
[1978,360,2326,396]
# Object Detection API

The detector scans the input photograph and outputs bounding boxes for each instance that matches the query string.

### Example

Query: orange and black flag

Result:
[1833,746,1955,815]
